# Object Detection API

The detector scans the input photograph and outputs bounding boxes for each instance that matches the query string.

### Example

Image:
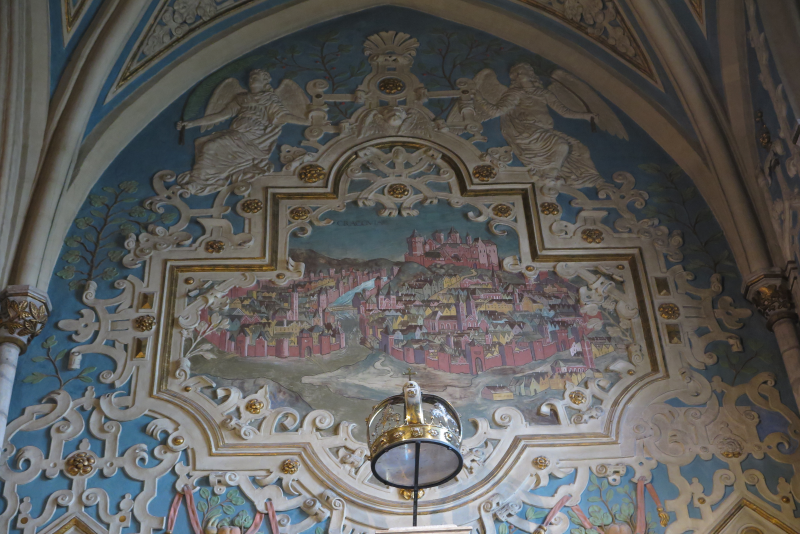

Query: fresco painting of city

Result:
[190,211,628,428]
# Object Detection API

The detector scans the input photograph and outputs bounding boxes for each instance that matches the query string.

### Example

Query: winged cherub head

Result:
[248,69,273,93]
[509,63,544,89]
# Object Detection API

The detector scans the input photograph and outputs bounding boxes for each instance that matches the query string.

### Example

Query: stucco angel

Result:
[176,69,310,195]
[460,63,627,187]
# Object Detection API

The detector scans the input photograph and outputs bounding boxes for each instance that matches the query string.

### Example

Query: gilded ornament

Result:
[184,277,195,285]
[656,507,669,527]
[205,240,225,254]
[400,488,425,500]
[532,456,550,470]
[184,386,192,392]
[539,202,560,216]
[276,273,286,280]
[134,315,155,332]
[246,399,265,414]
[120,516,127,522]
[281,458,300,474]
[581,228,604,244]
[752,284,796,329]
[20,518,28,525]
[657,303,680,320]
[721,450,742,459]
[492,204,513,218]
[65,451,96,476]
[472,164,497,182]
[756,111,771,148]
[378,77,405,94]
[697,497,706,504]
[387,183,410,198]
[781,496,791,503]
[173,436,185,445]
[0,298,49,339]
[298,164,326,183]
[289,207,311,221]
[627,369,635,376]
[241,199,263,214]
[569,390,587,405]
[525,266,535,272]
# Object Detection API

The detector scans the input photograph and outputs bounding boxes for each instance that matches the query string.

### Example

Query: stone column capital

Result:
[743,272,797,330]
[0,285,52,353]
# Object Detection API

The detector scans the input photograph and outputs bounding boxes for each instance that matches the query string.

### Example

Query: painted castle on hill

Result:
[405,228,499,269]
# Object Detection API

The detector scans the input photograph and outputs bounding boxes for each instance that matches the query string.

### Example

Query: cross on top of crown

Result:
[403,368,417,381]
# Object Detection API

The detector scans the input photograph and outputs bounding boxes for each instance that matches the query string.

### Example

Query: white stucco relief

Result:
[1,29,797,534]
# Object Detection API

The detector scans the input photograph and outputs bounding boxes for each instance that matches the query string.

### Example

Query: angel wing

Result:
[447,68,508,125]
[398,108,434,138]
[275,79,310,124]
[357,109,388,139]
[201,78,247,132]
[549,69,628,140]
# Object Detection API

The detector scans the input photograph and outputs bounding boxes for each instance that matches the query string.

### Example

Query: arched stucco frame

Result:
[12,0,771,291]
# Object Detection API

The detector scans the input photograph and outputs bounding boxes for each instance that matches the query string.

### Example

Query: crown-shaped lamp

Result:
[367,370,463,526]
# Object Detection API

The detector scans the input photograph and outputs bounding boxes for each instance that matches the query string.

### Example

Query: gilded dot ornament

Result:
[492,204,513,218]
[173,436,185,445]
[697,497,706,504]
[387,183,410,198]
[66,452,96,476]
[400,488,425,500]
[568,390,587,405]
[472,164,497,182]
[658,303,680,320]
[281,458,300,474]
[581,228,604,244]
[184,277,195,285]
[532,456,550,470]
[289,207,311,221]
[540,202,560,216]
[378,77,405,94]
[134,315,155,332]
[781,496,791,503]
[241,199,263,213]
[246,399,265,415]
[205,240,225,254]
[298,164,326,183]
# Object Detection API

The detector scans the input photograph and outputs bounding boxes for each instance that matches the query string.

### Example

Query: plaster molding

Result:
[0,0,50,289]
[61,0,93,46]
[627,0,771,275]
[10,0,152,289]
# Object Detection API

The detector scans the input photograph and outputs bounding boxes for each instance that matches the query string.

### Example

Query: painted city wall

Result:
[2,7,798,534]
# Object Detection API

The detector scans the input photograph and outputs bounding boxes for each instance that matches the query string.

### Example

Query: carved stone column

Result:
[0,285,50,445]
[746,277,800,407]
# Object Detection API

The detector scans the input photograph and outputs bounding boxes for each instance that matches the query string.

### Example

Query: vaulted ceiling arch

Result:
[17,0,770,291]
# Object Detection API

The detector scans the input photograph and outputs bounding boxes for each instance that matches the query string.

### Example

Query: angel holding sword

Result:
[465,63,627,188]
[175,69,310,195]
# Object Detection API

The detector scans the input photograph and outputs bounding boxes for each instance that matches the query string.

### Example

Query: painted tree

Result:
[23,336,95,390]
[56,181,177,291]
[262,31,369,121]
[638,164,738,280]
[416,30,513,118]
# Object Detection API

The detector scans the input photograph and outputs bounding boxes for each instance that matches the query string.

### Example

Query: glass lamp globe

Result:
[367,378,463,491]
